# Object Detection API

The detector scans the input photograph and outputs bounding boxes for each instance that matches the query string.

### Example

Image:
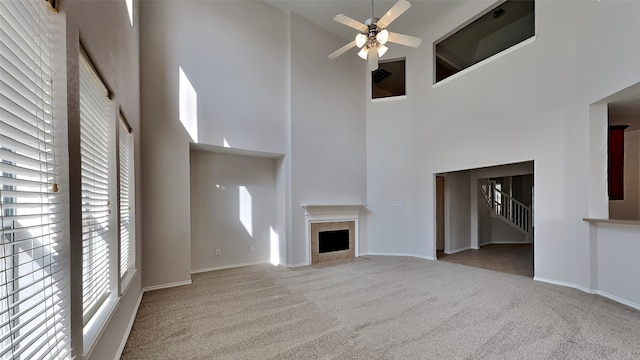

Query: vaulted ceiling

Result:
[263,0,466,41]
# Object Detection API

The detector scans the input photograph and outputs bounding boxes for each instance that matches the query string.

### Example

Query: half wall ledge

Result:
[583,218,640,226]
[582,217,640,311]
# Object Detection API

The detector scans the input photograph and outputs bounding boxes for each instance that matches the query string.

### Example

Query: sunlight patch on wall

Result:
[179,67,198,142]
[126,0,133,26]
[223,137,230,148]
[239,186,253,237]
[270,226,279,266]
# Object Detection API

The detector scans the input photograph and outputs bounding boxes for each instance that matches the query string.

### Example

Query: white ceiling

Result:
[263,0,466,43]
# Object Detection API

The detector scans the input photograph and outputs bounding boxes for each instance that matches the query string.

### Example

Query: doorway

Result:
[434,161,534,278]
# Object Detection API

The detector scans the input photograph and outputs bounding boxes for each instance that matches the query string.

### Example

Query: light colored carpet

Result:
[121,256,640,359]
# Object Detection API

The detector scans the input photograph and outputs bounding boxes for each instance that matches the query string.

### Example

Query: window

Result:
[118,115,135,291]
[0,0,71,358]
[372,59,406,99]
[79,50,114,331]
[435,0,535,83]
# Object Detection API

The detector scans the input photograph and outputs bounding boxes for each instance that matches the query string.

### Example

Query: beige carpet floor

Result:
[122,256,640,359]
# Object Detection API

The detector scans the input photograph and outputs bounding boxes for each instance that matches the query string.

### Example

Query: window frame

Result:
[371,58,407,100]
[434,0,535,84]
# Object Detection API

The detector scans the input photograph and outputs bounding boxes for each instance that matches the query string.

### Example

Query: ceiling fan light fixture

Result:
[328,0,421,70]
[358,47,369,60]
[355,33,368,48]
[376,29,389,44]
[377,44,388,57]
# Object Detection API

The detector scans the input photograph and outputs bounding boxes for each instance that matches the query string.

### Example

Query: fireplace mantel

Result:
[301,204,365,265]
[301,204,365,218]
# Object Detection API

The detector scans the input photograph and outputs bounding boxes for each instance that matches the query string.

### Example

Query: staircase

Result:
[479,179,533,242]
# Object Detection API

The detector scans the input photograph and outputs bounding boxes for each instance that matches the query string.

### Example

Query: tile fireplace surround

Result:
[302,204,364,265]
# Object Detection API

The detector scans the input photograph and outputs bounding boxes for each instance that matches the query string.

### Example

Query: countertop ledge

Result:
[583,218,640,226]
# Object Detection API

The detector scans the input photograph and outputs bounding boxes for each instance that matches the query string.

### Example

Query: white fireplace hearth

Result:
[301,204,364,265]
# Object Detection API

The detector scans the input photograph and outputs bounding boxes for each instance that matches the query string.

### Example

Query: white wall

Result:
[444,171,471,253]
[139,0,192,289]
[477,187,492,247]
[139,0,290,286]
[190,151,276,270]
[609,129,640,220]
[289,13,367,265]
[364,0,640,297]
[167,2,289,153]
[490,217,527,244]
[592,222,640,309]
[62,0,142,359]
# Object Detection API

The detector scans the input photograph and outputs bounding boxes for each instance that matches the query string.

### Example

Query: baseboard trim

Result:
[191,261,269,274]
[445,246,471,255]
[533,276,640,311]
[362,252,436,260]
[413,254,437,261]
[597,290,640,311]
[115,291,143,360]
[533,276,596,294]
[142,279,192,292]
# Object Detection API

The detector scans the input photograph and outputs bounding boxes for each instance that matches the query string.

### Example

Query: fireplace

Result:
[310,221,355,264]
[319,229,349,253]
[302,204,363,265]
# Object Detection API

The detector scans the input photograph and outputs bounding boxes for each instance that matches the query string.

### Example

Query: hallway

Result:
[437,244,534,277]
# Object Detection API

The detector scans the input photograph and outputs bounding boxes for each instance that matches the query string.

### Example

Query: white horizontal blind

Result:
[118,117,134,286]
[0,0,70,359]
[79,51,111,327]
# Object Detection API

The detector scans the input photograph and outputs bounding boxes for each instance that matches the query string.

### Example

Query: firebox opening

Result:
[319,229,349,253]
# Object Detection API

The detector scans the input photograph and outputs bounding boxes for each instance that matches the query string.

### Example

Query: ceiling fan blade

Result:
[328,41,357,59]
[378,0,411,28]
[368,48,379,71]
[333,14,368,32]
[388,32,422,48]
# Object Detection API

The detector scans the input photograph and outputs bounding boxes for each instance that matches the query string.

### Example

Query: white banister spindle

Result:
[479,180,532,237]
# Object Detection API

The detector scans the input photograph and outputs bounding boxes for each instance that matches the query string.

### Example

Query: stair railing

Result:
[478,180,532,235]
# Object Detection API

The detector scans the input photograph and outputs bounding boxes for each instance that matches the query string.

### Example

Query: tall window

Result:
[79,51,113,328]
[0,0,70,358]
[118,116,135,291]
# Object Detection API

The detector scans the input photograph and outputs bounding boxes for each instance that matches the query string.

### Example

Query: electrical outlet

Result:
[394,238,399,245]
[215,249,221,256]
[250,245,255,252]
[395,204,403,209]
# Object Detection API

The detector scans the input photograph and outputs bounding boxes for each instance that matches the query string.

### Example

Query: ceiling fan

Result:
[328,0,422,71]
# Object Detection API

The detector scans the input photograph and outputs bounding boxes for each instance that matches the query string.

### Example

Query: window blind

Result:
[79,51,111,327]
[118,117,134,288]
[0,0,70,359]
